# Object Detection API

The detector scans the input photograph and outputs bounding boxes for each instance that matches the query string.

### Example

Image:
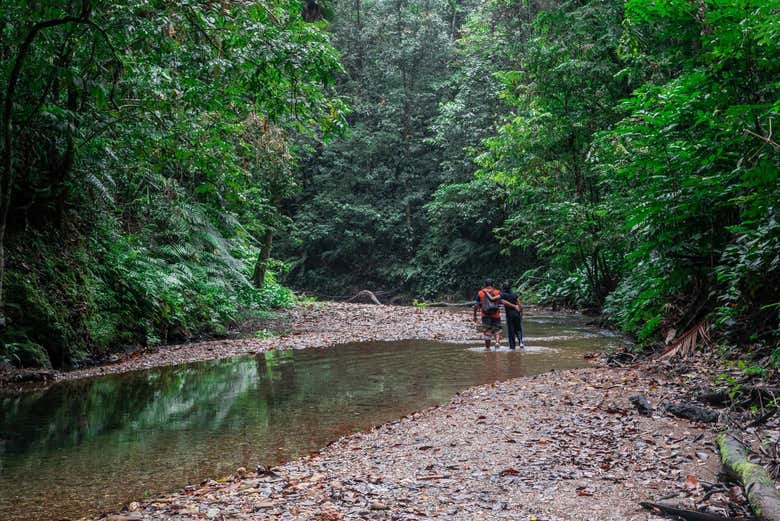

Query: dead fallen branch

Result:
[347,290,383,305]
[422,301,473,307]
[747,407,779,429]
[605,348,642,367]
[416,474,451,480]
[640,501,737,520]
[748,385,780,400]
[744,127,780,150]
[718,432,780,521]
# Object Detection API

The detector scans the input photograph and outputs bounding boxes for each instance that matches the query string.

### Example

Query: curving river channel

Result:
[0,311,620,521]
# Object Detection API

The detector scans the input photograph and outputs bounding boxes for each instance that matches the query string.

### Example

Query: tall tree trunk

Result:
[449,0,457,40]
[355,0,363,74]
[252,230,274,289]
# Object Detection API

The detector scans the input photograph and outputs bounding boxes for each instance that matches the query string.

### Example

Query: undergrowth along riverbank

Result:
[1,230,296,371]
[0,2,346,372]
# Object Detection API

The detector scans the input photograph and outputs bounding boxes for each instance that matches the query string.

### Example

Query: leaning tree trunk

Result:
[718,432,780,521]
[252,230,273,289]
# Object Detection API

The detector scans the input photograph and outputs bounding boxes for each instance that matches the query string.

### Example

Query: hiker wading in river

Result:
[500,281,524,349]
[474,279,502,349]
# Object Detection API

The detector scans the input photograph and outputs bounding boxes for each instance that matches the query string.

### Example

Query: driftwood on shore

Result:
[718,432,780,521]
[423,301,474,307]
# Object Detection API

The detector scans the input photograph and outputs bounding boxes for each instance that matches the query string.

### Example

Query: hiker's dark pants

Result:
[506,313,523,349]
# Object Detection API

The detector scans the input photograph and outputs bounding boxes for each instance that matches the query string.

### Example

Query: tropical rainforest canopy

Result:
[1,0,778,368]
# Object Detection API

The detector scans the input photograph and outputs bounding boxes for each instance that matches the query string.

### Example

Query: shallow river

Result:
[0,311,620,521]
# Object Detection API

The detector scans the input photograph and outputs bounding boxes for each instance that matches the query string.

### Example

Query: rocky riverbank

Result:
[1,303,475,387]
[94,362,745,521]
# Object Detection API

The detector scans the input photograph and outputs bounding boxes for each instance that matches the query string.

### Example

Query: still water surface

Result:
[0,311,620,520]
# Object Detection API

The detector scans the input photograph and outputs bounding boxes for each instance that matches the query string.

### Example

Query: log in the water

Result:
[718,432,780,521]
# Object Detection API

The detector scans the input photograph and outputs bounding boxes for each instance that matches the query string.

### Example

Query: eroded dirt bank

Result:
[96,364,737,521]
[3,303,475,386]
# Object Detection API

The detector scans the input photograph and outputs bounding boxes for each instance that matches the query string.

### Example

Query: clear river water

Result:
[0,311,621,521]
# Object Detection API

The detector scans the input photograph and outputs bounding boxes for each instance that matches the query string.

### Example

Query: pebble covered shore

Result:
[95,363,734,521]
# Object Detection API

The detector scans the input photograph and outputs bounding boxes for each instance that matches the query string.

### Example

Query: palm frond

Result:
[659,319,712,359]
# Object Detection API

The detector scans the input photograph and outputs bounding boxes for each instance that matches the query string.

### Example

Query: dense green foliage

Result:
[2,0,778,367]
[283,0,468,295]
[0,0,344,367]
[282,0,538,297]
[284,0,779,346]
[467,0,779,342]
[601,0,780,343]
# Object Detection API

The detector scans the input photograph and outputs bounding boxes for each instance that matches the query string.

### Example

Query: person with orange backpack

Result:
[473,279,502,349]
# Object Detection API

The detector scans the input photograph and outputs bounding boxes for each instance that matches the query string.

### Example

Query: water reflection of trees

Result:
[1,357,265,455]
[1,330,597,462]
[1,344,430,459]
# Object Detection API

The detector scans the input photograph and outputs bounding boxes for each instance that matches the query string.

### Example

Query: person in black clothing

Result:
[500,282,524,349]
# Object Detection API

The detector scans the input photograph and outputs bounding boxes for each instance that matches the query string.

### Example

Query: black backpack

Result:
[481,289,498,314]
